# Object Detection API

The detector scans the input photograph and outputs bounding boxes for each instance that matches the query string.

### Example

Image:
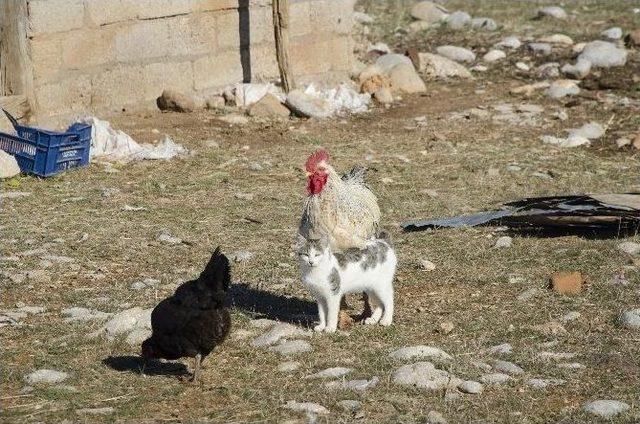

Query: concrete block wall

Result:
[10,0,355,123]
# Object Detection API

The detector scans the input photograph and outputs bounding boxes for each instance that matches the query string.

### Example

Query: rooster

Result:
[299,149,382,326]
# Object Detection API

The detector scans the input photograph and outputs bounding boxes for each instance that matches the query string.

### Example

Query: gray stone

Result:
[284,401,329,415]
[526,378,566,389]
[392,362,456,390]
[494,36,521,49]
[388,63,427,93]
[517,288,540,301]
[156,89,196,113]
[427,410,448,424]
[445,11,471,29]
[479,372,510,384]
[436,46,476,63]
[483,50,506,62]
[251,322,309,347]
[419,53,472,79]
[492,360,524,375]
[157,229,182,245]
[125,328,151,346]
[471,17,497,31]
[408,20,433,33]
[248,94,290,119]
[410,1,448,24]
[537,6,568,20]
[578,41,627,68]
[561,59,591,79]
[539,34,574,45]
[376,54,413,75]
[270,339,313,356]
[547,80,580,99]
[325,376,379,391]
[278,361,301,373]
[515,62,530,71]
[130,278,159,291]
[601,27,623,40]
[338,400,361,412]
[567,122,605,139]
[250,318,277,328]
[458,380,483,394]
[24,369,69,384]
[94,307,151,339]
[536,62,560,78]
[0,150,21,179]
[528,43,552,55]
[389,346,452,362]
[61,307,111,322]
[485,343,513,355]
[306,367,352,379]
[494,236,512,248]
[618,309,640,329]
[354,12,374,24]
[229,250,253,262]
[583,400,629,419]
[617,242,640,255]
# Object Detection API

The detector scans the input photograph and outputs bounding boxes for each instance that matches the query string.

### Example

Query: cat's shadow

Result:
[230,283,316,326]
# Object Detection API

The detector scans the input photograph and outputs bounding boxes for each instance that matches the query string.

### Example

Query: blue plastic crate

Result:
[0,110,91,177]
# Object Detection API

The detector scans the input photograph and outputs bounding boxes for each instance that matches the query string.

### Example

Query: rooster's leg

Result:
[191,353,202,382]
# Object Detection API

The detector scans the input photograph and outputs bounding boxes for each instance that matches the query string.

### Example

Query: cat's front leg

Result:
[314,298,326,332]
[324,295,341,333]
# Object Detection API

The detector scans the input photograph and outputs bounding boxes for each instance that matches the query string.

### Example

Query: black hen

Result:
[141,247,231,381]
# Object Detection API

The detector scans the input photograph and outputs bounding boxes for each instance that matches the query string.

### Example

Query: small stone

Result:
[125,328,151,346]
[510,82,549,96]
[439,321,454,334]
[234,192,254,201]
[485,343,512,355]
[471,17,497,31]
[205,95,226,110]
[539,34,574,45]
[458,380,483,394]
[515,62,530,71]
[338,400,362,412]
[248,94,290,119]
[601,27,623,40]
[61,307,111,322]
[517,288,540,301]
[528,43,552,55]
[354,12,374,24]
[537,6,568,20]
[0,150,21,178]
[526,378,566,389]
[616,138,631,148]
[410,1,448,24]
[157,229,182,245]
[420,259,436,271]
[551,271,584,295]
[492,360,524,375]
[567,122,605,140]
[560,311,581,322]
[306,367,353,379]
[536,62,561,78]
[471,65,488,72]
[427,410,448,424]
[618,309,640,330]
[248,162,263,171]
[388,63,427,93]
[284,401,329,415]
[229,250,253,263]
[419,53,472,79]
[278,361,301,373]
[553,110,568,121]
[408,20,433,33]
[286,90,332,119]
[617,241,640,255]
[547,80,580,99]
[494,36,521,49]
[96,307,150,338]
[76,407,115,415]
[156,89,196,113]
[270,339,313,356]
[436,46,476,63]
[445,11,471,30]
[251,322,308,347]
[483,50,506,62]
[561,59,592,79]
[24,369,69,385]
[393,362,455,390]
[583,400,629,419]
[373,87,394,104]
[389,346,452,362]
[324,377,379,391]
[479,373,510,384]
[494,236,512,248]
[578,41,627,68]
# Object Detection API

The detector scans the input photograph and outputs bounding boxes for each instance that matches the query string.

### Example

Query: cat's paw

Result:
[379,318,393,326]
[323,326,337,333]
[364,317,378,325]
[313,324,326,332]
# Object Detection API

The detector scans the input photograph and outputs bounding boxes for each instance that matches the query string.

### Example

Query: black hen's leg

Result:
[191,353,202,382]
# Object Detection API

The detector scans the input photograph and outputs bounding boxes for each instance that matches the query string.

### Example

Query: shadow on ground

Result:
[102,355,189,378]
[230,283,316,326]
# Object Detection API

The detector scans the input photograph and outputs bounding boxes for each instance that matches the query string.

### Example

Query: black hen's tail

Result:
[199,247,231,292]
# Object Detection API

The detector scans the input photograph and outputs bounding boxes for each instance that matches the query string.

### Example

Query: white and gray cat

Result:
[297,234,397,332]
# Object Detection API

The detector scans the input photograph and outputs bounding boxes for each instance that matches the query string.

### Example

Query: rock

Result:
[537,6,568,20]
[392,362,455,390]
[248,94,290,119]
[553,110,568,121]
[389,346,452,362]
[479,373,510,384]
[567,122,604,140]
[325,376,379,391]
[427,410,448,424]
[471,17,497,31]
[485,343,512,355]
[515,62,530,71]
[420,259,437,271]
[156,89,195,113]
[76,407,115,415]
[410,1,448,24]
[536,62,561,78]
[157,229,182,245]
[373,87,394,104]
[578,41,627,68]
[583,400,630,419]
[251,322,308,347]
[278,361,301,373]
[250,318,277,328]
[517,288,540,301]
[458,380,483,394]
[617,137,631,148]
[494,236,512,248]
[528,43,552,55]
[492,360,524,375]
[547,80,580,99]
[560,311,581,322]
[306,367,352,379]
[285,90,332,119]
[539,34,574,45]
[445,11,471,30]
[618,309,640,329]
[439,321,454,334]
[626,29,640,47]
[551,271,584,295]
[205,95,226,110]
[270,339,313,356]
[483,50,506,62]
[229,250,253,263]
[388,63,427,93]
[284,401,329,415]
[98,307,151,338]
[61,307,111,322]
[24,369,69,385]
[130,278,159,291]
[470,65,488,72]
[541,134,590,148]
[125,328,151,346]
[419,53,472,79]
[375,54,413,74]
[561,59,591,79]
[617,241,640,255]
[0,150,20,178]
[338,400,362,412]
[601,27,623,40]
[494,36,521,49]
[516,104,543,114]
[526,378,566,389]
[436,46,476,63]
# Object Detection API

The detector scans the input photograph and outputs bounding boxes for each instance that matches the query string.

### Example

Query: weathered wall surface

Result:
[10,0,355,123]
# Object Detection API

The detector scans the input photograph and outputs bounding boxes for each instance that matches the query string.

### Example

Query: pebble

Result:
[601,27,623,40]
[389,346,452,362]
[492,360,524,375]
[535,62,560,78]
[583,400,629,419]
[515,62,530,71]
[435,45,476,63]
[125,328,152,346]
[458,380,484,394]
[61,307,111,322]
[420,259,437,271]
[250,318,277,328]
[284,401,329,415]
[528,42,552,55]
[561,59,591,79]
[470,17,497,31]
[157,230,182,245]
[419,53,473,79]
[338,400,362,412]
[553,110,568,121]
[485,343,512,355]
[229,250,253,263]
[248,162,263,171]
[325,377,379,391]
[24,369,69,385]
[537,6,567,20]
[560,311,581,322]
[567,122,605,140]
[539,34,574,45]
[494,36,521,49]
[578,41,627,68]
[306,367,353,379]
[526,378,566,389]
[427,410,448,424]
[0,191,31,199]
[234,192,254,201]
[445,11,471,30]
[130,278,159,291]
[92,307,151,339]
[278,361,301,373]
[76,407,115,415]
[517,288,540,301]
[480,373,510,384]
[618,309,640,330]
[269,339,313,356]
[617,241,640,255]
[393,362,457,390]
[483,50,506,62]
[547,80,580,99]
[252,322,309,347]
[494,236,512,248]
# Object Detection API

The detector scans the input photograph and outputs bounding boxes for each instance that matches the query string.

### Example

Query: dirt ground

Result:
[2,1,640,423]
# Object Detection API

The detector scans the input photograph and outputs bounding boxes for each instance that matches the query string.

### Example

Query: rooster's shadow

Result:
[102,355,189,377]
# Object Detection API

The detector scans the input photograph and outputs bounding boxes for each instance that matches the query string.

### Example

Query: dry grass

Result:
[2,1,640,423]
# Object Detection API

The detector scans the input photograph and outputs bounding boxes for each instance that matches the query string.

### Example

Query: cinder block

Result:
[61,28,117,70]
[86,0,199,26]
[250,43,279,82]
[166,13,218,58]
[310,0,354,35]
[29,36,63,83]
[291,34,331,76]
[328,36,353,71]
[216,10,241,49]
[28,0,85,35]
[194,51,244,90]
[114,20,170,62]
[289,1,311,37]
[34,75,91,116]
[248,6,272,45]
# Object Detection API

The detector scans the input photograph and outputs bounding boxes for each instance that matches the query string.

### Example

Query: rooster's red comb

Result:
[305,149,330,172]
